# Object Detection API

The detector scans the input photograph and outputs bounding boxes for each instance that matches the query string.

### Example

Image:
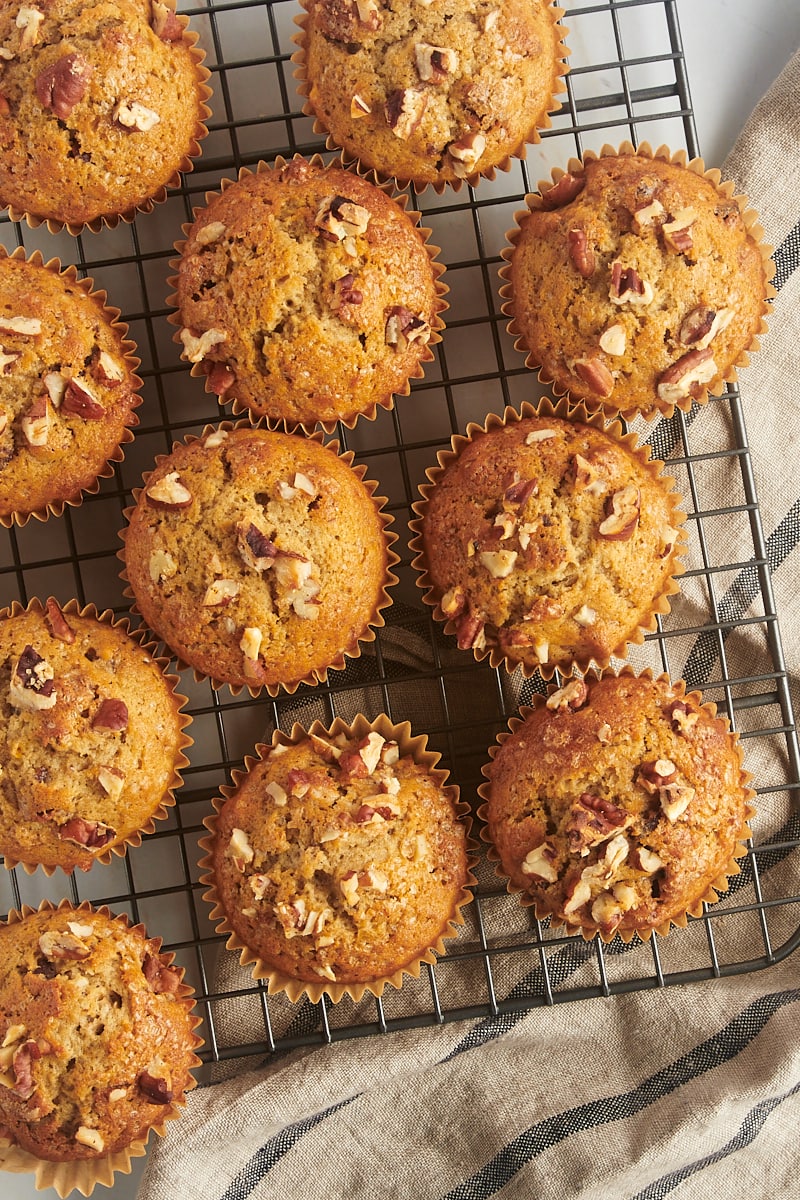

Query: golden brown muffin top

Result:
[209,727,469,985]
[482,672,754,940]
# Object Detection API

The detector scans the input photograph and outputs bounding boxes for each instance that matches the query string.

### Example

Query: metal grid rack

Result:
[1,0,799,1074]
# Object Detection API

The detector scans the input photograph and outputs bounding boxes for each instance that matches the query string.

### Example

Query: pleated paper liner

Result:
[117,420,399,698]
[0,1,212,236]
[198,713,477,1005]
[291,0,569,194]
[0,247,142,529]
[165,153,448,434]
[498,140,775,422]
[476,667,757,945]
[409,395,687,683]
[0,597,192,876]
[0,899,203,1198]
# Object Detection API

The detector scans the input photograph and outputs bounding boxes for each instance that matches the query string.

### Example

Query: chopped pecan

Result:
[58,817,115,849]
[573,356,614,398]
[44,598,75,643]
[504,476,538,508]
[113,100,160,133]
[565,793,629,856]
[75,1126,104,1152]
[142,951,182,994]
[38,929,90,961]
[314,195,371,254]
[567,228,595,278]
[202,579,239,606]
[151,1,184,41]
[520,841,558,882]
[598,485,640,540]
[448,130,486,178]
[662,208,697,253]
[145,471,193,509]
[609,261,653,305]
[660,782,695,822]
[331,272,363,310]
[573,603,597,627]
[62,378,105,420]
[35,53,92,120]
[415,43,458,82]
[440,586,466,618]
[10,1040,41,1100]
[385,87,428,140]
[91,349,125,385]
[98,765,124,800]
[598,323,626,357]
[540,172,585,210]
[350,93,371,118]
[180,327,227,363]
[21,396,50,448]
[0,316,41,336]
[9,646,56,711]
[43,371,67,406]
[206,361,236,395]
[238,521,279,572]
[354,0,381,29]
[478,549,517,578]
[91,698,129,732]
[678,305,733,349]
[665,699,699,735]
[656,347,716,404]
[17,7,44,52]
[632,198,665,232]
[0,349,19,375]
[455,610,485,651]
[227,826,255,868]
[138,1071,173,1104]
[545,678,588,712]
[635,846,664,873]
[384,305,430,350]
[239,626,263,669]
[637,759,678,794]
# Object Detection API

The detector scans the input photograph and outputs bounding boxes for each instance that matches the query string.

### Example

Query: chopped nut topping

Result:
[180,327,227,363]
[278,472,316,500]
[149,548,178,583]
[151,1,183,40]
[145,471,193,509]
[358,731,386,774]
[546,678,588,712]
[0,349,19,374]
[240,626,263,663]
[58,817,114,849]
[16,8,45,52]
[666,700,699,735]
[45,597,75,643]
[656,347,716,404]
[43,371,67,406]
[195,220,227,247]
[350,93,371,119]
[108,1088,127,1102]
[92,349,125,385]
[565,793,630,857]
[203,578,240,606]
[35,53,92,119]
[483,8,499,31]
[598,485,640,541]
[609,261,654,306]
[113,100,160,133]
[354,0,381,29]
[637,846,664,873]
[448,130,486,178]
[331,272,364,310]
[92,698,129,732]
[637,758,678,794]
[596,722,612,744]
[384,305,431,350]
[38,929,91,961]
[567,228,595,278]
[139,1071,173,1104]
[340,871,360,906]
[264,780,288,807]
[599,323,627,357]
[573,604,597,627]
[563,876,592,915]
[204,429,229,449]
[385,87,428,140]
[455,611,485,651]
[440,586,466,618]
[21,397,49,448]
[520,841,558,882]
[662,208,697,253]
[679,305,733,349]
[142,952,182,995]
[525,428,557,444]
[541,172,585,210]
[75,1126,104,1152]
[237,521,277,571]
[98,765,125,800]
[9,646,56,711]
[479,549,517,579]
[62,378,105,420]
[67,921,93,938]
[314,195,371,251]
[0,315,41,336]
[660,783,695,822]
[573,356,614,398]
[415,42,458,83]
[227,826,254,867]
[632,198,665,232]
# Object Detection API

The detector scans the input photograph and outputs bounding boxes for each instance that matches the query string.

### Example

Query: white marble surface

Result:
[3,3,798,1199]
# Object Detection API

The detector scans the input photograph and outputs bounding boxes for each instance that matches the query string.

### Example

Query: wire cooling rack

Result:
[2,0,800,1073]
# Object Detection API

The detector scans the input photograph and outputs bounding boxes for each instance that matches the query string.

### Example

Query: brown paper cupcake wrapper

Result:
[4,4,212,237]
[291,3,570,195]
[117,420,399,697]
[165,153,448,435]
[0,597,192,876]
[475,666,756,945]
[198,712,477,1004]
[499,140,776,421]
[0,898,203,1198]
[0,247,142,529]
[409,395,687,681]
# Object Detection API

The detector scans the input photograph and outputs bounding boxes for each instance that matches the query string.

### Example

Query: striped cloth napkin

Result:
[136,51,800,1200]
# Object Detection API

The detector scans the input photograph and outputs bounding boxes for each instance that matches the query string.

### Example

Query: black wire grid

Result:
[1,0,799,1071]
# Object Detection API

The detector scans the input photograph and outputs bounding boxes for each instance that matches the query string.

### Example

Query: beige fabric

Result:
[137,51,800,1200]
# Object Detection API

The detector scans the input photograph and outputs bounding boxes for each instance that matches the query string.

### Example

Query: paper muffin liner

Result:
[409,395,687,681]
[0,898,203,1198]
[291,2,569,195]
[499,140,776,421]
[117,420,399,697]
[0,247,142,529]
[476,666,757,944]
[198,712,477,1004]
[0,597,192,876]
[3,2,212,237]
[165,153,448,434]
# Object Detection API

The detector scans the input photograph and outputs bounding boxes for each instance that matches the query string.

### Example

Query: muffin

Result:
[120,423,397,694]
[500,143,774,420]
[479,670,755,941]
[0,0,211,232]
[0,598,191,875]
[169,156,446,430]
[410,400,685,679]
[0,248,141,527]
[293,0,568,191]
[0,901,201,1194]
[199,715,474,1002]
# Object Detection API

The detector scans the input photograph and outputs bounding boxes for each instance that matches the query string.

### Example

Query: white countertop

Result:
[3,3,799,1199]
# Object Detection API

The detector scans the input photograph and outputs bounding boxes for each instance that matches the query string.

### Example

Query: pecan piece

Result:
[62,378,105,420]
[565,793,629,856]
[35,53,92,120]
[331,272,363,310]
[455,610,485,651]
[142,951,182,994]
[637,759,678,794]
[91,698,129,732]
[665,699,699,735]
[573,356,614,398]
[113,100,160,133]
[354,0,381,29]
[385,88,428,140]
[567,228,595,278]
[478,549,517,578]
[540,172,585,210]
[20,396,50,448]
[91,349,125,385]
[38,929,90,961]
[415,43,458,82]
[448,130,486,179]
[9,646,55,711]
[10,1040,41,1100]
[598,323,626,356]
[206,361,236,395]
[151,1,183,41]
[609,261,653,305]
[520,841,558,882]
[139,1071,173,1104]
[384,305,430,350]
[44,598,75,643]
[17,7,45,52]
[598,485,640,540]
[662,208,697,253]
[58,817,115,849]
[145,471,193,509]
[545,678,588,712]
[350,93,371,119]
[656,347,716,404]
[440,586,466,618]
[632,198,665,232]
[0,316,40,336]
[678,305,733,349]
[180,327,227,363]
